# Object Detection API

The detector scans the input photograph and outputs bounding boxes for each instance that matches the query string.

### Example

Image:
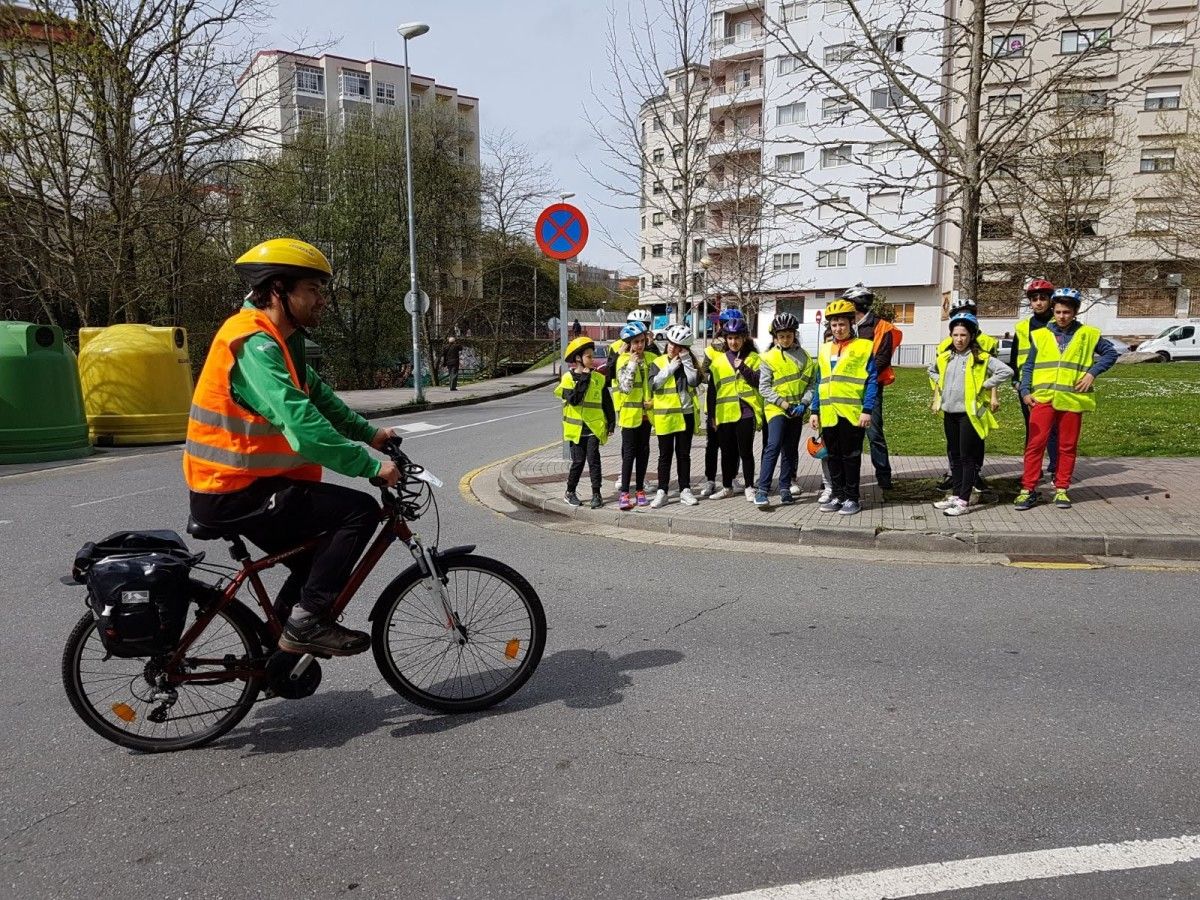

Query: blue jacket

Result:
[1019,321,1119,398]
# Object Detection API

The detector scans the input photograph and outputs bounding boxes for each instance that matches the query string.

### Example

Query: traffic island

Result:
[497,438,1200,562]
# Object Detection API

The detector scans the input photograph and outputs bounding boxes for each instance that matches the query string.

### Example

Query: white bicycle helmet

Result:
[949,296,977,314]
[664,323,694,347]
[627,308,652,324]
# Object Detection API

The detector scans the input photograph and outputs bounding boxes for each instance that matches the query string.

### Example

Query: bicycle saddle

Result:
[186,516,239,541]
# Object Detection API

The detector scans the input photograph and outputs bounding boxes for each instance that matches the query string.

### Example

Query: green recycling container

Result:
[0,322,91,464]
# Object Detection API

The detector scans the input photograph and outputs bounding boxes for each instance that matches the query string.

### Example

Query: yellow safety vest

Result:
[555,371,610,444]
[649,357,702,436]
[707,348,764,427]
[615,351,654,429]
[931,331,998,389]
[817,338,872,427]
[935,349,1000,439]
[1030,325,1100,413]
[761,346,815,424]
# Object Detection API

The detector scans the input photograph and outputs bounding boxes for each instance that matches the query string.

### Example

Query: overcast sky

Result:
[255,0,636,272]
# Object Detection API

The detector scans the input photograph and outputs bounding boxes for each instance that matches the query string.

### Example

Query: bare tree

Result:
[587,0,711,320]
[755,0,1189,303]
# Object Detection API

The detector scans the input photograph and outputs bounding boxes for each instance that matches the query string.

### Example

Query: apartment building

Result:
[964,0,1200,340]
[236,49,483,305]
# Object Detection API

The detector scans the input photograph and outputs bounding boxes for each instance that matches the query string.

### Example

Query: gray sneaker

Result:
[838,500,861,515]
[818,499,843,512]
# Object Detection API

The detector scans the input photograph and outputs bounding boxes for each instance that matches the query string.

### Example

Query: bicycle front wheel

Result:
[371,555,546,713]
[61,600,265,753]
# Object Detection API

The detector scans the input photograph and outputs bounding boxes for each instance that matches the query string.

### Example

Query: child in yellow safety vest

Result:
[807,300,877,516]
[754,312,815,508]
[554,337,615,509]
[614,320,656,510]
[927,313,1013,517]
[706,317,763,501]
[647,324,702,509]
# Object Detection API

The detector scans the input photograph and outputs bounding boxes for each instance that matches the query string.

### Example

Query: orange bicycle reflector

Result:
[505,639,520,660]
[111,702,137,722]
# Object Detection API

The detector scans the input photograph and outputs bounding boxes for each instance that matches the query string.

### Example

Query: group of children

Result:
[555,279,1119,517]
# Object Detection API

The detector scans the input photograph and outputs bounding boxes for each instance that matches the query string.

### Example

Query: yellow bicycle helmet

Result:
[564,336,594,362]
[234,238,333,288]
[824,298,857,319]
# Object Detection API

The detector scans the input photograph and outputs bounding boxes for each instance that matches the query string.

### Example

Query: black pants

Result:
[823,418,865,503]
[567,430,602,494]
[446,365,459,391]
[620,419,652,492]
[190,478,379,620]
[717,416,756,489]
[705,418,719,483]
[943,412,985,502]
[657,415,694,491]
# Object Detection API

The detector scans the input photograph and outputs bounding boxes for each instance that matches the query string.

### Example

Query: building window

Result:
[296,65,324,95]
[670,272,680,288]
[652,148,664,163]
[652,276,663,289]
[375,82,396,105]
[773,253,802,270]
[822,95,853,120]
[864,245,897,266]
[817,197,846,220]
[777,102,806,125]
[1140,148,1176,172]
[824,43,854,65]
[652,244,664,258]
[692,272,704,294]
[867,141,903,163]
[340,70,369,99]
[886,32,906,54]
[1144,86,1182,110]
[869,87,903,110]
[991,34,1026,57]
[824,0,849,16]
[820,144,853,168]
[1134,211,1170,233]
[867,191,901,212]
[778,55,802,76]
[775,152,805,173]
[781,2,807,21]
[692,239,705,262]
[1058,150,1105,175]
[296,107,326,130]
[1057,90,1109,112]
[673,110,685,126]
[692,210,706,229]
[652,117,662,131]
[670,241,681,256]
[640,277,646,290]
[889,302,915,325]
[980,216,1015,239]
[641,246,647,260]
[1150,23,1185,46]
[989,93,1023,112]
[652,180,664,194]
[641,216,646,229]
[817,249,847,268]
[1060,28,1110,54]
[652,212,664,225]
[672,176,685,190]
[1063,217,1101,237]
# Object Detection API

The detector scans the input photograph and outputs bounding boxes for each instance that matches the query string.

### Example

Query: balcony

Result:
[711,29,766,59]
[1138,107,1190,137]
[987,0,1037,24]
[1149,44,1194,75]
[711,0,764,11]
[709,77,764,110]
[708,126,763,155]
[1069,50,1121,81]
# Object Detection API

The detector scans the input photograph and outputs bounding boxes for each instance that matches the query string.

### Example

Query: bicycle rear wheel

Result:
[61,599,265,753]
[370,554,546,713]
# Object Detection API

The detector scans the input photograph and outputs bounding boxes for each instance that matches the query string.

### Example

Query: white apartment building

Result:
[708,0,947,348]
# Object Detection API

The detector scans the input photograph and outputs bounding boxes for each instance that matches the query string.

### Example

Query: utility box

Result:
[78,325,194,445]
[0,322,91,464]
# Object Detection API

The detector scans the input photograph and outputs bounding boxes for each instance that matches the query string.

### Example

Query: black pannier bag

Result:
[71,531,203,658]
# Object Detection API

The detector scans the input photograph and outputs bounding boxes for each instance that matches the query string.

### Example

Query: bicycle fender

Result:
[367,544,477,622]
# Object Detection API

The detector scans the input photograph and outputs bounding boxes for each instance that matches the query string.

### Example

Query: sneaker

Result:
[936,473,953,491]
[943,498,969,517]
[1013,490,1038,511]
[279,619,370,657]
[1054,489,1072,509]
[933,494,957,510]
[679,488,699,506]
[779,491,795,505]
[838,500,861,515]
[782,483,795,499]
[590,493,603,509]
[618,492,633,511]
[975,475,990,492]
[744,487,757,502]
[636,490,648,507]
[564,491,581,507]
[649,489,668,509]
[818,499,843,512]
[699,480,715,498]
[613,478,622,492]
[710,487,732,500]
[817,487,834,505]
[754,490,769,508]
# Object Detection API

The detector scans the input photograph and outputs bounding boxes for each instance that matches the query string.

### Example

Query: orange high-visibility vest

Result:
[183,308,322,493]
[871,318,901,386]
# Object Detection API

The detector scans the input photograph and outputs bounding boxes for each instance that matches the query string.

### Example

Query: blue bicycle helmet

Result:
[948,311,979,335]
[620,320,648,341]
[1051,287,1082,310]
[721,317,748,336]
[718,307,744,323]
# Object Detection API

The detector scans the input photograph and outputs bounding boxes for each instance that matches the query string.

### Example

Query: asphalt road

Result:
[1,390,1197,899]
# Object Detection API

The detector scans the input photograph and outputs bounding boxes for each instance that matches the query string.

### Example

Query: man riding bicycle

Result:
[183,238,400,657]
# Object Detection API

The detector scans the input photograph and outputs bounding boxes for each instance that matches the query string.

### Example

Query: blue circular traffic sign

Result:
[535,203,589,261]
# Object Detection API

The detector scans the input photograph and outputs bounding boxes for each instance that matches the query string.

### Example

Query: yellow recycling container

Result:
[78,325,194,445]
[0,322,92,464]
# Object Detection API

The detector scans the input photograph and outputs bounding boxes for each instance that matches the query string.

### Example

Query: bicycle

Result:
[61,437,546,753]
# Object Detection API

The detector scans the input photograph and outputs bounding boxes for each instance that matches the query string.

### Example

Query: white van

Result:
[1138,321,1200,361]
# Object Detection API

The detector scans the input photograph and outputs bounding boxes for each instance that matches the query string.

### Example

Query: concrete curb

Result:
[345,373,558,420]
[496,453,1200,562]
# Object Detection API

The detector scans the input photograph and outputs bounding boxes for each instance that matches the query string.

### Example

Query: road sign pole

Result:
[559,261,570,461]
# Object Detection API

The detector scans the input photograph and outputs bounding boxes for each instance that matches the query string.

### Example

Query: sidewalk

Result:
[498,435,1200,561]
[338,365,557,418]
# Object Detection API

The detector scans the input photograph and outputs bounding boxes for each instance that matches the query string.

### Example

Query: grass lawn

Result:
[884,362,1200,457]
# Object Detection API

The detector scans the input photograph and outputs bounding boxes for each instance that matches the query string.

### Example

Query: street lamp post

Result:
[398,21,429,401]
[699,254,713,347]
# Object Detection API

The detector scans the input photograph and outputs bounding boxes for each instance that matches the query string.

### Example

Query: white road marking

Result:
[392,421,445,433]
[705,834,1200,900]
[71,486,169,508]
[0,520,11,525]
[389,406,557,440]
